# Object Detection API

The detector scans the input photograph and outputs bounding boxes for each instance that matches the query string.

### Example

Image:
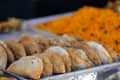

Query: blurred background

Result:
[0,0,108,21]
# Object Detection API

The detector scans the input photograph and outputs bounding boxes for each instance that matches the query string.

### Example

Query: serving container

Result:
[0,13,120,80]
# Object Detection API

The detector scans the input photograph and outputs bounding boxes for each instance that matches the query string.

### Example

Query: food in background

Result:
[0,18,22,33]
[34,6,120,53]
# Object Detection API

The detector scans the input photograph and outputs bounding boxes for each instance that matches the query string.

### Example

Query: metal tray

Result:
[0,13,120,80]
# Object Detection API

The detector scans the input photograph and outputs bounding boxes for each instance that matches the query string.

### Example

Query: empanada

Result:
[19,35,40,55]
[44,50,66,74]
[7,56,43,79]
[0,45,7,69]
[33,53,53,77]
[86,41,113,64]
[103,44,118,62]
[0,77,16,80]
[49,37,72,47]
[5,40,26,60]
[32,34,49,52]
[0,41,15,64]
[74,49,94,66]
[45,46,71,72]
[65,47,91,71]
[75,42,101,66]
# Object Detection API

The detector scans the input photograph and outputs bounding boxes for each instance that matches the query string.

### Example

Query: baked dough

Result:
[0,77,16,80]
[75,42,101,66]
[103,44,118,62]
[74,49,94,66]
[7,56,43,79]
[0,45,7,69]
[19,35,40,55]
[45,46,71,72]
[32,34,49,52]
[5,40,26,60]
[33,53,53,77]
[0,41,15,64]
[86,41,113,64]
[65,47,91,71]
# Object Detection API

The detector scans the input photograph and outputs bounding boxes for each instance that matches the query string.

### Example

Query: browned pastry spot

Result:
[64,47,91,71]
[103,44,118,62]
[0,77,17,80]
[19,35,40,55]
[0,42,15,64]
[45,53,66,74]
[7,56,43,79]
[75,42,101,66]
[32,34,50,52]
[5,40,26,60]
[33,53,53,77]
[44,46,72,72]
[0,45,7,69]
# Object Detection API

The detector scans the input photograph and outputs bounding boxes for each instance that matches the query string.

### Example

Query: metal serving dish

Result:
[0,13,120,80]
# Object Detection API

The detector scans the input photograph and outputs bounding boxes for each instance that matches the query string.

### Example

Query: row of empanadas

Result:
[0,34,118,80]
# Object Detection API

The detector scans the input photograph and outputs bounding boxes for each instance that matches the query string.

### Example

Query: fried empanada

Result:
[44,49,66,74]
[86,41,113,64]
[7,56,43,79]
[0,41,15,64]
[45,46,71,72]
[5,40,26,60]
[19,35,40,55]
[74,49,94,66]
[64,47,91,71]
[33,53,53,77]
[0,45,7,69]
[103,44,118,62]
[32,34,50,52]
[49,37,72,47]
[0,77,16,80]
[75,42,101,66]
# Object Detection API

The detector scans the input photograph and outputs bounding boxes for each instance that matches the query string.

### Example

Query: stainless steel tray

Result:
[40,62,120,80]
[0,13,120,80]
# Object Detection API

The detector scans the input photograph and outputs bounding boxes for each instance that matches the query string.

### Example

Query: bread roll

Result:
[19,35,40,55]
[33,53,53,77]
[5,40,26,60]
[32,34,50,52]
[0,45,7,69]
[45,46,71,72]
[86,41,113,64]
[65,47,91,71]
[7,56,43,79]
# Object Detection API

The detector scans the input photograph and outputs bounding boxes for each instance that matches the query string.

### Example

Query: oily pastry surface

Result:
[7,56,43,79]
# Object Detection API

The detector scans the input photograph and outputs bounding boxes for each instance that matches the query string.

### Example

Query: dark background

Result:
[0,0,108,21]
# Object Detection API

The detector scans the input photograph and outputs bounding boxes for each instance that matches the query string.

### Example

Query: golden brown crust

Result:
[74,49,94,66]
[44,46,72,72]
[32,34,50,52]
[5,40,26,60]
[75,42,101,66]
[0,71,4,77]
[86,41,113,64]
[64,47,91,71]
[0,45,7,69]
[19,36,40,55]
[103,44,118,62]
[7,56,43,79]
[45,52,66,74]
[0,42,15,64]
[33,53,53,77]
[0,77,17,80]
